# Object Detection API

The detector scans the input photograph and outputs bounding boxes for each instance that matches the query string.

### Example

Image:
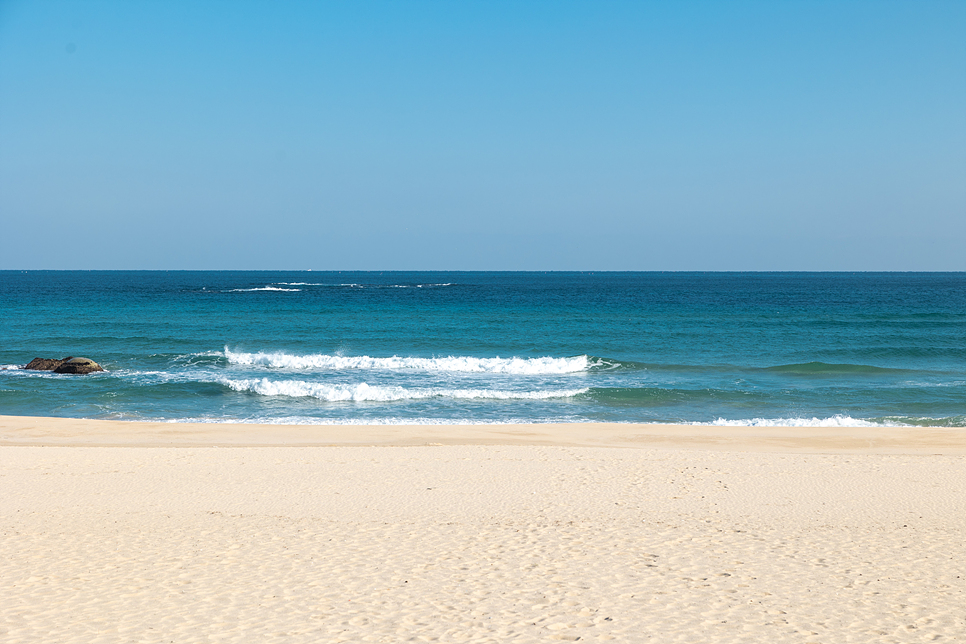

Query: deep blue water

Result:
[1,271,964,426]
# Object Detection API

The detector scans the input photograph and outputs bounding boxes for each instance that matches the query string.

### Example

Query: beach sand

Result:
[1,416,964,643]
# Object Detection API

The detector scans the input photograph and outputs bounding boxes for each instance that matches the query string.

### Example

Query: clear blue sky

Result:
[1,1,963,270]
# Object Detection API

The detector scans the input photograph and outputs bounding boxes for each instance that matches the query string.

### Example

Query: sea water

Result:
[1,271,964,426]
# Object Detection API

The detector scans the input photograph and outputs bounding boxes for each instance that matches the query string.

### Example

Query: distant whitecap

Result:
[227,286,301,292]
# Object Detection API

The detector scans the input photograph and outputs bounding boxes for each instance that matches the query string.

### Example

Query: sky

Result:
[1,1,964,270]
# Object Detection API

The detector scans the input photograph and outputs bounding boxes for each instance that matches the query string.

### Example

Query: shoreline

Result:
[2,414,965,453]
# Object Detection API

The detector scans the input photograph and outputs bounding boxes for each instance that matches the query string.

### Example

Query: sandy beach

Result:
[2,416,964,643]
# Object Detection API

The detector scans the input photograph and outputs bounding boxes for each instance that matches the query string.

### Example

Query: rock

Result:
[24,357,69,371]
[53,357,105,374]
[24,357,105,374]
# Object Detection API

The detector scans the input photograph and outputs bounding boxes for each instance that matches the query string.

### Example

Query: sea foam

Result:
[220,378,588,401]
[228,286,301,292]
[704,415,894,427]
[223,348,591,374]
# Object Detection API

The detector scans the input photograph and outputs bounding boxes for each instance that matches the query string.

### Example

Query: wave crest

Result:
[220,378,588,402]
[223,348,592,374]
[762,362,905,375]
[228,286,301,292]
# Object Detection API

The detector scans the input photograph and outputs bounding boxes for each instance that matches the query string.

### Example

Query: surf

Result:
[218,378,589,402]
[223,348,593,374]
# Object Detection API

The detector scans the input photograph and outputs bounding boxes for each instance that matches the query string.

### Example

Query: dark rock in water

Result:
[24,357,68,371]
[54,357,105,374]
[24,357,105,374]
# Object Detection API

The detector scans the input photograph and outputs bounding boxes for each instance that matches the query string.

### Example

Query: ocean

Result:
[1,271,964,427]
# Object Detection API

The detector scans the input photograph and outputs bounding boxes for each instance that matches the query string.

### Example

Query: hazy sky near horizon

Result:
[1,1,964,270]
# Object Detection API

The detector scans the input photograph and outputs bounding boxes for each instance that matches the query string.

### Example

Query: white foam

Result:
[162,416,551,425]
[899,380,966,388]
[220,378,588,402]
[169,350,223,361]
[227,286,301,292]
[702,415,899,427]
[223,348,591,374]
[0,366,66,377]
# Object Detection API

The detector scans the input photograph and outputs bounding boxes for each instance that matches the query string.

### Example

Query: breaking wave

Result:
[219,378,588,402]
[223,348,594,374]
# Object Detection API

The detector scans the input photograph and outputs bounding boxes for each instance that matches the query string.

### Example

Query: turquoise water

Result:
[1,271,964,426]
